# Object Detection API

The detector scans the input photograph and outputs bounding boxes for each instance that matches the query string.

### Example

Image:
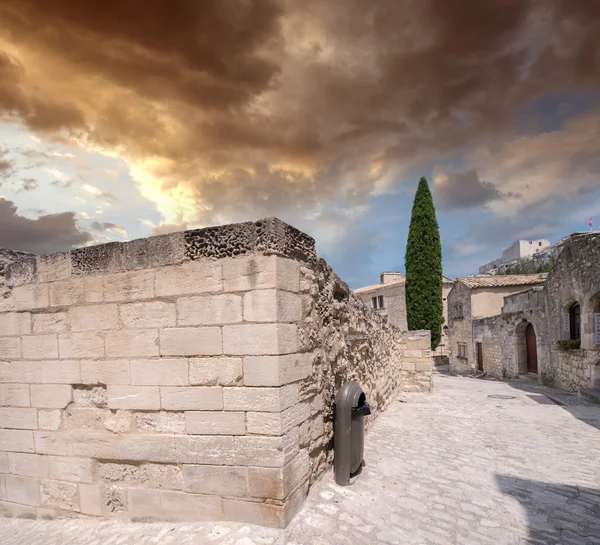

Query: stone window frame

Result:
[569,302,581,342]
[457,342,467,359]
[371,295,385,310]
[454,303,464,319]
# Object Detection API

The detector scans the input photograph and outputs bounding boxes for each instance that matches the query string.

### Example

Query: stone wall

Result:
[0,217,432,527]
[447,281,473,374]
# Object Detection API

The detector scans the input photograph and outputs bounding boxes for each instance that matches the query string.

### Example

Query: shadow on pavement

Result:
[505,378,600,432]
[495,474,600,545]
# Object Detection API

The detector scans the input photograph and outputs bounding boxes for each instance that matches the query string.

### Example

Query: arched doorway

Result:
[525,323,538,373]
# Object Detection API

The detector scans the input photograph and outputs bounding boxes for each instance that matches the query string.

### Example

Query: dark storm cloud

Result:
[19,178,38,191]
[0,0,599,226]
[0,198,92,253]
[89,221,124,233]
[433,168,513,211]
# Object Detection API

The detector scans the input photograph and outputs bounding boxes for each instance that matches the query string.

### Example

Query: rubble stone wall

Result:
[0,218,432,527]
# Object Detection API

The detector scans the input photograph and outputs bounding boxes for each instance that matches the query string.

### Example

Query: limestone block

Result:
[185,411,245,435]
[159,327,222,357]
[37,252,71,283]
[119,435,177,463]
[222,324,298,355]
[107,386,160,410]
[73,386,107,408]
[40,360,81,384]
[0,337,21,359]
[232,436,289,468]
[222,255,300,293]
[402,361,416,371]
[21,335,58,360]
[69,304,119,331]
[404,349,427,358]
[49,279,84,307]
[7,453,48,478]
[246,402,311,436]
[0,385,4,406]
[99,461,183,490]
[161,490,223,521]
[0,408,38,429]
[415,361,432,372]
[34,431,73,456]
[81,359,131,385]
[40,479,79,511]
[5,475,40,506]
[103,269,155,302]
[0,312,31,336]
[104,410,133,433]
[0,452,7,473]
[0,500,37,517]
[182,465,248,497]
[79,483,103,516]
[135,412,184,433]
[223,498,287,528]
[248,450,309,500]
[5,258,36,287]
[243,290,302,323]
[70,432,120,459]
[105,329,159,358]
[59,332,105,359]
[0,362,42,384]
[46,456,94,483]
[31,385,72,409]
[83,276,104,303]
[127,487,162,520]
[223,384,298,412]
[189,357,242,386]
[38,410,62,431]
[32,312,68,334]
[10,284,50,311]
[160,387,223,411]
[177,294,242,326]
[175,436,235,465]
[130,358,188,386]
[155,260,222,297]
[120,301,176,329]
[243,353,313,386]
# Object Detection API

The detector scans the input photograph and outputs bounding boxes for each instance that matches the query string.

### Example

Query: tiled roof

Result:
[354,278,404,293]
[458,274,547,289]
[354,274,454,294]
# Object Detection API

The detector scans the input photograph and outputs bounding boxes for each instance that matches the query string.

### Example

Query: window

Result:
[569,302,581,341]
[457,343,467,359]
[378,295,384,309]
[454,303,464,318]
[539,241,542,246]
[372,296,377,309]
[371,295,384,310]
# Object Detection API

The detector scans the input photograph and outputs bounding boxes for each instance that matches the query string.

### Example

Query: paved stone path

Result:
[2,373,600,544]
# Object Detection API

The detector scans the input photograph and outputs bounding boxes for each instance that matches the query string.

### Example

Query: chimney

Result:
[380,272,402,284]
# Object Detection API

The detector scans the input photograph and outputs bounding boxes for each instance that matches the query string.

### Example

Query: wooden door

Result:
[526,324,538,373]
[476,343,483,372]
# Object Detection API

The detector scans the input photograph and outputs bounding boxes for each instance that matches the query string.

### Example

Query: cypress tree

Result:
[405,177,443,349]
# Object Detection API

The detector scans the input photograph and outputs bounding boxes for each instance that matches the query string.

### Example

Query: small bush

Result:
[556,339,581,351]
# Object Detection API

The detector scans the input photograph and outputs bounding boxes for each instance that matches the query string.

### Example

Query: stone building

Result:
[447,274,547,374]
[465,232,600,394]
[355,273,455,361]
[480,239,551,274]
[0,218,432,527]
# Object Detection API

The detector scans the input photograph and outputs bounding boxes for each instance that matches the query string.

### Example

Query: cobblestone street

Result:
[2,372,599,545]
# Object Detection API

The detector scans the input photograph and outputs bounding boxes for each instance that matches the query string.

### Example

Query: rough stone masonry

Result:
[0,217,432,528]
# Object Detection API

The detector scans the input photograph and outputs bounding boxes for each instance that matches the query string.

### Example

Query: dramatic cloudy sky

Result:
[0,0,599,287]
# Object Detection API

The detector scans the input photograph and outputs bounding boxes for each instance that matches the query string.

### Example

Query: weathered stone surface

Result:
[175,436,234,465]
[7,453,47,478]
[155,260,222,297]
[120,301,176,329]
[0,312,31,335]
[243,353,313,386]
[40,479,79,510]
[0,337,21,359]
[73,385,107,408]
[185,411,245,435]
[5,475,40,506]
[103,270,155,302]
[160,387,223,411]
[103,410,132,433]
[21,335,59,360]
[69,304,119,331]
[83,276,104,303]
[130,358,188,386]
[177,294,242,326]
[246,402,311,436]
[4,384,30,406]
[159,327,222,356]
[37,252,71,283]
[223,385,298,412]
[100,461,183,490]
[33,431,72,456]
[49,279,84,307]
[46,456,95,483]
[223,498,287,528]
[38,410,62,431]
[32,312,68,334]
[61,407,105,430]
[105,329,159,358]
[244,290,303,323]
[30,385,72,409]
[81,359,130,385]
[78,483,103,516]
[59,332,105,359]
[5,258,37,287]
[0,408,38,429]
[107,386,160,410]
[189,357,242,386]
[39,360,81,384]
[222,324,298,355]
[4,284,49,312]
[119,435,176,463]
[182,465,247,496]
[135,412,184,434]
[70,432,119,459]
